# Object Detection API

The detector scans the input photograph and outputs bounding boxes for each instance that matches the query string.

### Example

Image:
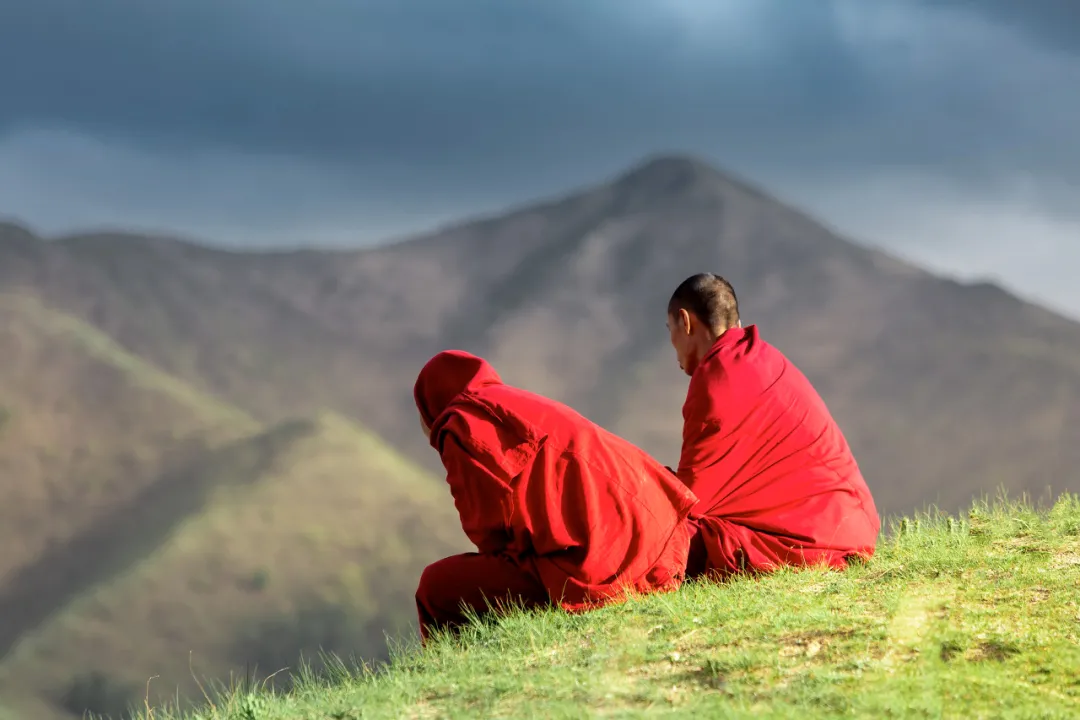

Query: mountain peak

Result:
[621,153,718,178]
[601,153,771,212]
[612,154,720,192]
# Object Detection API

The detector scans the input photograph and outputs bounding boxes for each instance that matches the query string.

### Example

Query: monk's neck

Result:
[699,324,742,356]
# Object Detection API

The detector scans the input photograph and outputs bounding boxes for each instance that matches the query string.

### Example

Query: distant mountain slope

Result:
[0,289,465,718]
[0,292,259,645]
[0,412,464,720]
[4,155,1077,520]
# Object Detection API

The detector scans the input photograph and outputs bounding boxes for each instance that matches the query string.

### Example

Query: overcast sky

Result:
[1,0,1078,318]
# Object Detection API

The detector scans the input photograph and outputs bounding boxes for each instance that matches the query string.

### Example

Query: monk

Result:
[665,273,881,580]
[413,350,698,643]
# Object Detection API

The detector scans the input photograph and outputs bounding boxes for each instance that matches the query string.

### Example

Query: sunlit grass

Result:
[131,494,1080,720]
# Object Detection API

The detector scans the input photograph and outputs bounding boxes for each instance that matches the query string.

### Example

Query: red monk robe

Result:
[413,350,698,643]
[679,325,881,579]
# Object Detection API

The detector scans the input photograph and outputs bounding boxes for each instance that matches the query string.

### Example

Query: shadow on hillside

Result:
[226,596,401,691]
[57,670,139,720]
[0,421,313,660]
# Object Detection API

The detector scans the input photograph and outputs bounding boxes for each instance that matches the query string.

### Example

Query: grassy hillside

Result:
[129,494,1080,720]
[0,292,257,568]
[0,292,466,718]
[0,292,259,658]
[0,412,466,720]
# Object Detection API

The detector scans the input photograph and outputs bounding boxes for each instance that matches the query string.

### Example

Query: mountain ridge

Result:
[3,153,1078,516]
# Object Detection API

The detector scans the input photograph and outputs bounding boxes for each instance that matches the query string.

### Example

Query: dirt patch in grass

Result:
[991,537,1055,558]
[624,659,683,680]
[939,639,966,662]
[777,628,858,659]
[967,639,1022,663]
[799,582,831,595]
[676,662,729,691]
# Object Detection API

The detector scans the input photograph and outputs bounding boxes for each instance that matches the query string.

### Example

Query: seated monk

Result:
[664,273,881,579]
[413,350,698,643]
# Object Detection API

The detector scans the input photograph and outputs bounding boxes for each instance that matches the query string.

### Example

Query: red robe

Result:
[414,350,698,639]
[678,326,880,579]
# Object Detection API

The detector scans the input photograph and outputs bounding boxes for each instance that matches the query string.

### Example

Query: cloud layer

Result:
[1,0,1077,316]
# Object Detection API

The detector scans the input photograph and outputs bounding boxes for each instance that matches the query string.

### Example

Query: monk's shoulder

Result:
[749,336,824,400]
[685,330,788,418]
[723,328,792,384]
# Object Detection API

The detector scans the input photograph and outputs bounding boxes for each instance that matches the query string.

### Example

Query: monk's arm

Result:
[440,435,514,554]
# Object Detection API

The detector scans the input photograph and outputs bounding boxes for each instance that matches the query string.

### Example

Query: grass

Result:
[130,494,1080,720]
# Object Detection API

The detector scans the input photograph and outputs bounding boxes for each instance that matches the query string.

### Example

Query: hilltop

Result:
[136,495,1080,719]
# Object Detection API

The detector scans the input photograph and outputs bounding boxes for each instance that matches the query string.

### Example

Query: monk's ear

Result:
[678,308,693,335]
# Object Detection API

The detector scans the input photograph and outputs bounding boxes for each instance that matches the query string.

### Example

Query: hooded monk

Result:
[665,273,881,579]
[413,350,698,643]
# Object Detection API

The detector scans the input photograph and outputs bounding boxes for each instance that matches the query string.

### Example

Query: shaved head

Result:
[667,273,740,333]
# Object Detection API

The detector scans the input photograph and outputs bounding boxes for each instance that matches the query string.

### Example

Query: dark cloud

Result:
[1,1,680,165]
[0,0,1077,315]
[921,0,1080,53]
[4,0,1075,187]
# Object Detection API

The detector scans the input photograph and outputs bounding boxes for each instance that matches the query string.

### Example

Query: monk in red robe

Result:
[413,350,698,643]
[665,273,881,579]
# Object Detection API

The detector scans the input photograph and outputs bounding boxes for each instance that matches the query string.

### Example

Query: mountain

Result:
[0,291,464,719]
[4,155,1077,515]
[0,412,464,720]
[0,292,257,651]
[1,154,1078,716]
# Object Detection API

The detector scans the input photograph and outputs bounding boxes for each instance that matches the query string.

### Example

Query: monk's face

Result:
[667,308,698,377]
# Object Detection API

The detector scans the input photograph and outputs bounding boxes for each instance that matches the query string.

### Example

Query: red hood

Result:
[414,350,504,433]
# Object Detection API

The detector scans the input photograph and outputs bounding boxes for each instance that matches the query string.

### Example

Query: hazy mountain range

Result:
[1,155,1077,719]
